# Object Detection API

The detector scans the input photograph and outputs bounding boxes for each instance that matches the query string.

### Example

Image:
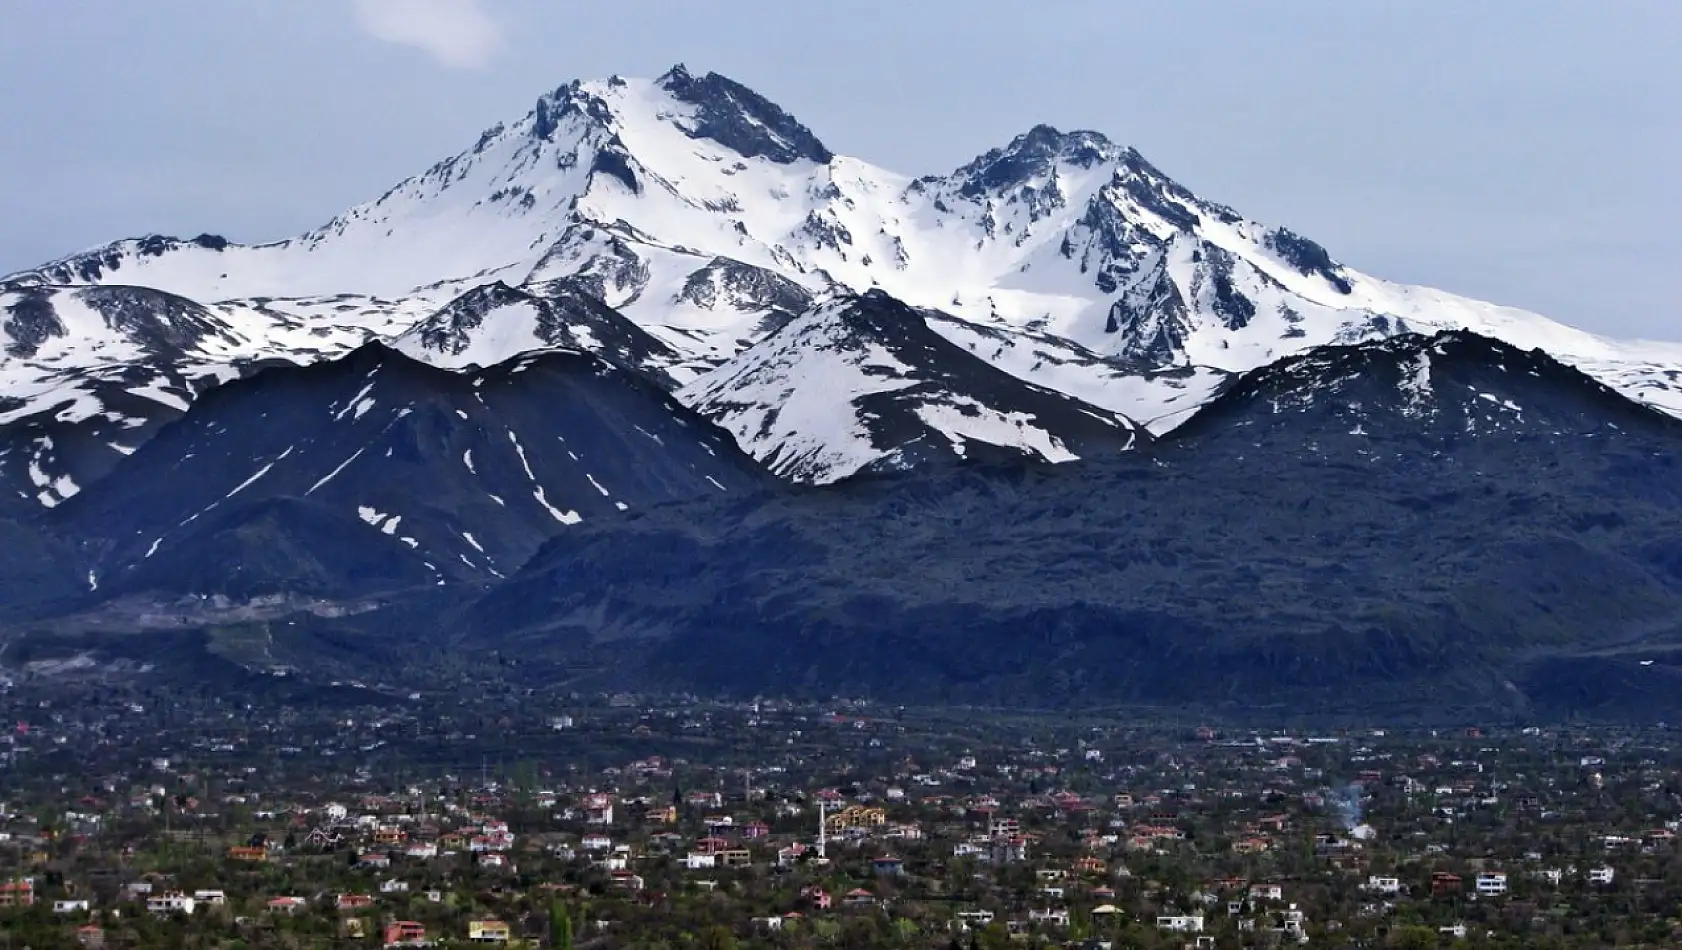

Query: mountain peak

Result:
[953,124,1119,198]
[682,290,1143,483]
[653,65,832,165]
[1175,330,1681,454]
[656,62,695,85]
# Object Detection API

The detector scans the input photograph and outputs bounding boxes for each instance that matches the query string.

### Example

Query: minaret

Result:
[817,799,828,860]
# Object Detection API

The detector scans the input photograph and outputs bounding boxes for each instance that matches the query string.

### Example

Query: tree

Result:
[551,901,573,950]
[1386,926,1439,950]
[700,924,735,950]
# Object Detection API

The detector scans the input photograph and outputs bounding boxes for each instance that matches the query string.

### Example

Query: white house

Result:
[684,852,718,870]
[1475,872,1507,896]
[52,899,90,914]
[1365,876,1402,895]
[584,794,614,826]
[1028,909,1069,927]
[1270,904,1309,944]
[147,893,195,915]
[1156,914,1204,933]
[1589,866,1615,885]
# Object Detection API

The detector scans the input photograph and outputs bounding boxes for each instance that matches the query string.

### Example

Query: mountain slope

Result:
[53,342,769,596]
[0,281,435,509]
[681,291,1144,483]
[453,330,1682,716]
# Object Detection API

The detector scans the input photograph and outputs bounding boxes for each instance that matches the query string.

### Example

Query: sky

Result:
[0,0,1676,339]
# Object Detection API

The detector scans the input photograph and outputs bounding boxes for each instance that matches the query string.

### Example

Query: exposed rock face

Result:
[658,64,834,165]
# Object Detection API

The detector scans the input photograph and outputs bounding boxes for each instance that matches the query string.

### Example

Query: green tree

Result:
[551,901,574,950]
[701,924,735,950]
[1386,925,1439,950]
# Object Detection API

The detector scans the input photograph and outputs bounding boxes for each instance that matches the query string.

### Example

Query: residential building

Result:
[1028,908,1070,927]
[0,880,34,908]
[584,794,615,825]
[955,910,995,928]
[383,920,429,947]
[1365,876,1402,895]
[146,893,195,915]
[468,920,511,942]
[825,805,886,833]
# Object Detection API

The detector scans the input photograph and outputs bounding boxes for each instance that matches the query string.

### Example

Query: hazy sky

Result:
[1,1,1676,338]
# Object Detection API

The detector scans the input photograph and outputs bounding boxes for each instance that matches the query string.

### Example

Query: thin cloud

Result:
[351,0,505,70]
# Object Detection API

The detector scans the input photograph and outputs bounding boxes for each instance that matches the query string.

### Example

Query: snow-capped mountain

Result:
[7,64,1682,499]
[683,291,1142,482]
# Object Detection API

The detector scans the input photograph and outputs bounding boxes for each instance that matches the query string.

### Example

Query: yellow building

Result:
[824,805,886,833]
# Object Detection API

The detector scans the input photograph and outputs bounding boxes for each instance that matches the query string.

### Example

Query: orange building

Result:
[384,921,428,946]
[0,880,34,908]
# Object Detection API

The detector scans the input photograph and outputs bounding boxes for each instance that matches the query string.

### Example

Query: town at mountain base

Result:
[3,68,1682,719]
